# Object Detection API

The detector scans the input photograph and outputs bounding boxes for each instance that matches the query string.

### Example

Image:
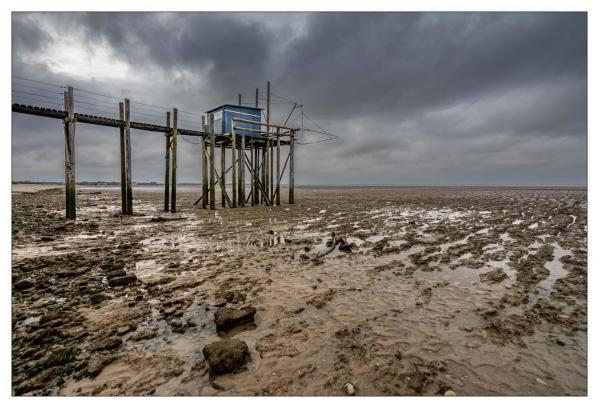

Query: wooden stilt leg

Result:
[202,116,208,209]
[170,108,177,213]
[220,143,226,207]
[124,98,133,215]
[209,114,216,210]
[240,135,246,207]
[119,102,127,214]
[64,86,76,220]
[289,131,295,204]
[231,127,237,208]
[164,111,171,212]
[276,127,281,206]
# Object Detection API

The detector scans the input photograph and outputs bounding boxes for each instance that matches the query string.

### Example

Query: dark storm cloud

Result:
[11,12,587,186]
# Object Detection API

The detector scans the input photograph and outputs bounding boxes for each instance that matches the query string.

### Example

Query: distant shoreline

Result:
[11,182,587,190]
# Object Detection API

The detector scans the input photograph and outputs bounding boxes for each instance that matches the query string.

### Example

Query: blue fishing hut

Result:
[205,104,262,137]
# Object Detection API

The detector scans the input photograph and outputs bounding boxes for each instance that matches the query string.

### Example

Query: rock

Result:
[130,328,157,341]
[214,306,256,331]
[14,279,34,291]
[444,390,457,396]
[163,306,179,316]
[90,293,108,304]
[56,270,84,278]
[107,269,126,279]
[344,382,356,395]
[39,236,55,242]
[463,325,473,332]
[479,268,508,284]
[116,326,131,335]
[91,336,122,351]
[86,355,118,377]
[170,320,187,334]
[108,274,137,287]
[416,287,432,306]
[556,338,566,346]
[203,338,250,375]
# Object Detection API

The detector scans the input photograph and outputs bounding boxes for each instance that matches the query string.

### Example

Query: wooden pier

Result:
[12,81,297,219]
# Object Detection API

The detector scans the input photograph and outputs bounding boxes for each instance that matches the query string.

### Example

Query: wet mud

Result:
[12,186,587,395]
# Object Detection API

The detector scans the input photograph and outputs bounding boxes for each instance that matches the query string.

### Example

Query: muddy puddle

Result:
[11,186,587,395]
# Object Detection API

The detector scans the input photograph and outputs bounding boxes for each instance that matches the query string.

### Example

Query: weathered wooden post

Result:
[164,111,171,212]
[231,124,237,208]
[63,86,76,219]
[209,114,216,210]
[265,80,271,205]
[253,144,259,205]
[261,147,266,204]
[240,134,246,207]
[220,142,226,208]
[289,130,295,204]
[276,127,281,206]
[270,133,274,203]
[201,115,208,209]
[119,102,127,214]
[124,98,133,215]
[170,108,178,213]
[249,139,254,206]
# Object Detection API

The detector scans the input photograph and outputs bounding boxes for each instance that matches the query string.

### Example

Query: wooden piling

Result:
[201,115,208,209]
[164,111,171,212]
[276,127,281,206]
[119,102,127,214]
[240,134,246,207]
[231,126,237,208]
[252,143,260,205]
[209,114,216,210]
[249,140,254,205]
[170,108,178,213]
[289,131,295,204]
[220,143,226,208]
[270,134,274,203]
[255,88,259,108]
[261,147,266,204]
[124,98,133,215]
[266,81,271,205]
[63,86,76,219]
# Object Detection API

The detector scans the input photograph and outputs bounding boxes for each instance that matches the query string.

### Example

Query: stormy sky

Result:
[11,12,587,186]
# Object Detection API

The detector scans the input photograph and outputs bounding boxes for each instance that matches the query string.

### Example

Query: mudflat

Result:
[11,186,587,395]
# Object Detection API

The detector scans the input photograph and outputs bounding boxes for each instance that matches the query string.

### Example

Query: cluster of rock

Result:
[202,293,257,377]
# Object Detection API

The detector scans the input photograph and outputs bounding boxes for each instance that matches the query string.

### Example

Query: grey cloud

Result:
[11,12,587,186]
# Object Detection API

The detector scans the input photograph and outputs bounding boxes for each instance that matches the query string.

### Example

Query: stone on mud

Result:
[214,306,256,331]
[108,274,137,287]
[202,338,250,375]
[14,279,34,291]
[91,336,122,351]
[479,268,508,284]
